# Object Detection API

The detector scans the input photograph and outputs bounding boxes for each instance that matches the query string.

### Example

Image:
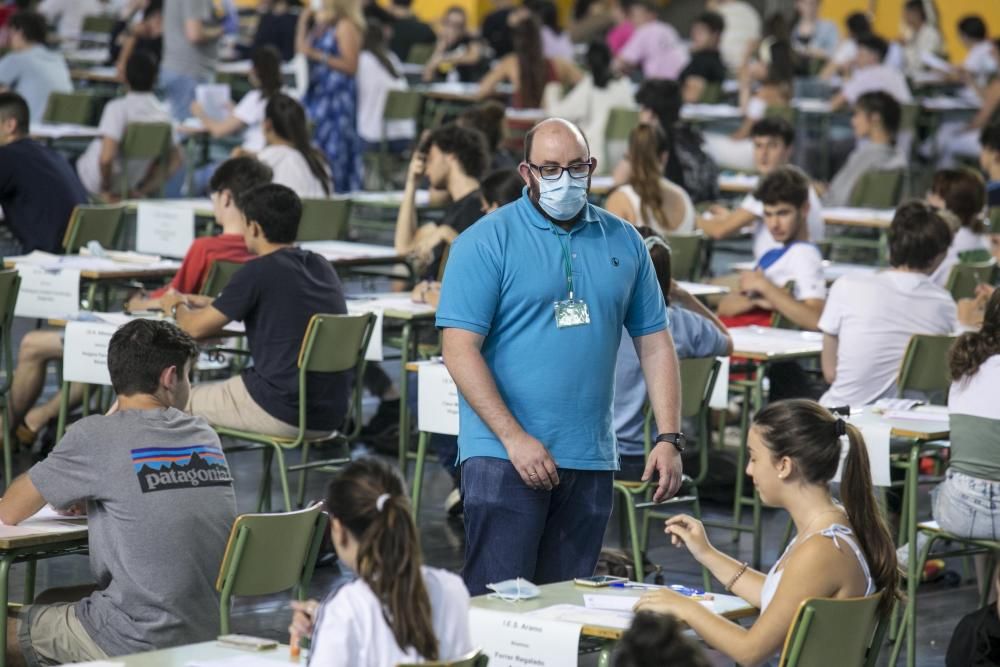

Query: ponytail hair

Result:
[949,288,1000,381]
[265,93,332,196]
[324,458,438,660]
[251,45,283,100]
[753,399,899,619]
[627,123,672,234]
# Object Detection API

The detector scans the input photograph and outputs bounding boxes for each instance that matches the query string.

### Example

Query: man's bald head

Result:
[523,118,591,165]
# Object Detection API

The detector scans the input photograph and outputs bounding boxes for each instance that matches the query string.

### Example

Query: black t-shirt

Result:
[481,8,513,57]
[425,189,483,279]
[0,138,88,253]
[431,35,487,82]
[388,16,436,62]
[212,247,350,431]
[250,12,299,61]
[679,49,728,85]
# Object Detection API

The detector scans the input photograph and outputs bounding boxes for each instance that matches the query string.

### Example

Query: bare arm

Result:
[394,152,426,254]
[669,284,734,355]
[968,83,1000,130]
[478,56,513,99]
[133,146,184,198]
[185,17,222,44]
[604,189,636,225]
[0,473,46,525]
[745,274,824,330]
[326,20,361,75]
[98,137,119,194]
[633,329,682,501]
[162,294,231,340]
[191,103,246,138]
[697,207,756,240]
[821,333,838,384]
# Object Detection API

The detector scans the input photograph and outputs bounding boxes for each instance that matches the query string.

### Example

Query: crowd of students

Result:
[0,0,997,665]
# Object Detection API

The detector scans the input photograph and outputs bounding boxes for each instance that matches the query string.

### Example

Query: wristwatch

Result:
[655,432,686,453]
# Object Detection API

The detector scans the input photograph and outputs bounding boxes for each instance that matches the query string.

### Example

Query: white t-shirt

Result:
[949,355,1000,420]
[356,51,413,144]
[740,186,825,260]
[232,89,270,152]
[310,567,473,667]
[842,64,913,104]
[76,92,173,195]
[758,242,827,301]
[963,40,999,80]
[818,270,958,408]
[257,144,330,198]
[38,0,104,39]
[930,225,991,287]
[716,0,761,72]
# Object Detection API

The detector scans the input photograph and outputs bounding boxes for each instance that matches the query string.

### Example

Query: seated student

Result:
[953,15,998,90]
[0,319,237,665]
[698,117,825,261]
[250,93,332,198]
[819,11,871,80]
[790,0,839,67]
[900,0,942,79]
[113,0,164,80]
[421,7,486,83]
[36,0,102,41]
[927,168,990,286]
[357,20,412,151]
[0,92,87,255]
[288,458,472,665]
[981,121,1000,207]
[394,124,489,280]
[615,230,732,481]
[932,38,1000,168]
[456,100,517,171]
[679,11,727,104]
[819,201,957,408]
[830,34,913,112]
[606,124,696,234]
[635,399,898,666]
[613,611,711,667]
[386,0,436,63]
[822,91,906,208]
[0,11,72,122]
[161,184,350,439]
[77,51,182,201]
[716,166,827,331]
[613,0,689,80]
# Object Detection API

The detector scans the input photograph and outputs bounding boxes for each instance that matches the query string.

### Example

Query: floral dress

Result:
[304,23,363,193]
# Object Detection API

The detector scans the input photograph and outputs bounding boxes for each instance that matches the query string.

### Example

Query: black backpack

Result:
[947,604,1000,666]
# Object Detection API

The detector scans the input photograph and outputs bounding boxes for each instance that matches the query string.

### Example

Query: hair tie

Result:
[834,418,847,437]
[375,493,391,513]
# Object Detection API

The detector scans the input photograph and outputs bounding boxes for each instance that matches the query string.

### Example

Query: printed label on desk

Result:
[136,203,196,259]
[344,302,384,361]
[63,321,117,385]
[469,608,581,667]
[709,356,730,410]
[13,265,80,319]
[417,362,458,436]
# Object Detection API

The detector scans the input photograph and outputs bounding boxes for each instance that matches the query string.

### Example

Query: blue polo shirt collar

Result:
[519,188,601,232]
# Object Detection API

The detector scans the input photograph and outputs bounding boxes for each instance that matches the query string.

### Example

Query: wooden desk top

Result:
[4,259,179,281]
[822,207,895,230]
[730,326,824,362]
[0,521,87,551]
[851,405,950,441]
[110,640,294,666]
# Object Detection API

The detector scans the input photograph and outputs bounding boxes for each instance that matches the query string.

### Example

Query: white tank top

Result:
[760,524,876,614]
[618,183,696,234]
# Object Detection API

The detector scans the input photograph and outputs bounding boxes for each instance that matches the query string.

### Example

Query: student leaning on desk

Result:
[0,319,237,666]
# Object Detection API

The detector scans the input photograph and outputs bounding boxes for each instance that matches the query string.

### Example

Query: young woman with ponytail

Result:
[289,458,472,666]
[635,399,898,666]
[254,93,333,198]
[605,124,695,235]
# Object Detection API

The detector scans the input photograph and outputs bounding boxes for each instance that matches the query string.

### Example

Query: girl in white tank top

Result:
[634,399,898,666]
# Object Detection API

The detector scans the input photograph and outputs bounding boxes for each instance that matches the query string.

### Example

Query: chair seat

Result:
[215,426,348,447]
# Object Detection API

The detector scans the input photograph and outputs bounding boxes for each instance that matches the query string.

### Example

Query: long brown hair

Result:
[324,458,438,660]
[513,16,546,108]
[753,399,899,619]
[628,124,671,233]
[251,45,283,100]
[949,288,1000,380]
[363,19,398,79]
[265,93,332,195]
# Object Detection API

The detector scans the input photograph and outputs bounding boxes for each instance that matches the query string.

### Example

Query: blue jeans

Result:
[933,469,1000,540]
[159,69,208,121]
[461,456,613,595]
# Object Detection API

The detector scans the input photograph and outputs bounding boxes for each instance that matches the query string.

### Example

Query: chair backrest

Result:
[298,313,377,374]
[397,649,488,667]
[605,107,640,143]
[679,357,721,420]
[297,198,352,242]
[121,122,173,161]
[215,505,328,634]
[848,169,905,208]
[988,207,1000,235]
[0,270,21,380]
[765,105,797,125]
[406,42,435,65]
[81,14,117,34]
[43,92,95,126]
[699,81,723,104]
[665,232,703,282]
[945,260,998,301]
[897,334,956,399]
[62,204,126,253]
[199,260,246,297]
[779,593,885,667]
[384,89,424,123]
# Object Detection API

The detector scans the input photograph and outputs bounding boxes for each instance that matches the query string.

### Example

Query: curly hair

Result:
[949,288,1000,381]
[427,123,490,180]
[613,612,710,667]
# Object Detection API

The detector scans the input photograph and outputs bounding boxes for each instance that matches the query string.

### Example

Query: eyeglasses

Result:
[528,160,595,181]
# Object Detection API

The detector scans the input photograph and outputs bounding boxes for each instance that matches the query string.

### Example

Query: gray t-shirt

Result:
[162,0,218,78]
[823,141,906,208]
[0,45,72,121]
[29,407,237,656]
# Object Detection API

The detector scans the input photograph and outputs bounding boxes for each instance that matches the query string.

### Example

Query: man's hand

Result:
[406,151,426,185]
[505,433,559,490]
[643,442,682,502]
[738,268,772,295]
[54,503,86,517]
[159,289,189,315]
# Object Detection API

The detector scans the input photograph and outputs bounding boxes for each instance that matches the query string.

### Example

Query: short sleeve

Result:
[817,278,847,336]
[786,245,827,301]
[691,314,731,358]
[435,232,502,336]
[28,427,98,508]
[211,261,259,322]
[624,231,668,337]
[97,100,127,142]
[307,593,359,667]
[232,90,261,126]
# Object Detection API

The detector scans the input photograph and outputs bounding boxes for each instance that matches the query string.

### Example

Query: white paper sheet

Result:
[344,302,384,361]
[470,607,582,667]
[416,362,459,436]
[136,203,196,258]
[13,264,81,319]
[63,321,117,385]
[194,84,232,121]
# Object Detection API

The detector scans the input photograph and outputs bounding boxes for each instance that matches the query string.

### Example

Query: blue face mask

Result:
[536,170,589,221]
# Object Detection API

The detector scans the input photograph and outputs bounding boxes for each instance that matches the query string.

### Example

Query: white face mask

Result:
[486,577,541,602]
[536,170,589,221]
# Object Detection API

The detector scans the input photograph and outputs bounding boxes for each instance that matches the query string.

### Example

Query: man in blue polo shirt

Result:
[437,118,684,594]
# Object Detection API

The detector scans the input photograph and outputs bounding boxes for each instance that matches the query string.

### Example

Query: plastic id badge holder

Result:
[551,227,590,329]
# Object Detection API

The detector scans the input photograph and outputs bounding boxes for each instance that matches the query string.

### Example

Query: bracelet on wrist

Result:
[725,561,749,592]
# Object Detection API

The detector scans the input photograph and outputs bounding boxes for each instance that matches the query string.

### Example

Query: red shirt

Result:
[150,234,253,297]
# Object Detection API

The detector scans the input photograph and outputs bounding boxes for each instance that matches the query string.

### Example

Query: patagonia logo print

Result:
[131,445,234,493]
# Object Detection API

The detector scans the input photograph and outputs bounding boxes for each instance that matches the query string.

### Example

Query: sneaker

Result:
[361,398,400,439]
[896,532,932,571]
[444,488,463,516]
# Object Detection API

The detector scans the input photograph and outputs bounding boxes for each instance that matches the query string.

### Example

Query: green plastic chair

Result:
[848,169,905,208]
[0,270,20,486]
[406,42,435,65]
[62,204,126,253]
[779,592,888,667]
[216,313,376,512]
[945,260,998,301]
[699,81,723,104]
[397,650,488,667]
[297,198,353,242]
[665,232,703,282]
[896,334,956,401]
[988,207,1000,234]
[605,107,640,170]
[614,357,721,584]
[765,105,797,125]
[199,260,246,298]
[81,14,117,35]
[215,505,328,634]
[119,123,174,198]
[377,90,424,186]
[958,248,992,264]
[43,92,95,126]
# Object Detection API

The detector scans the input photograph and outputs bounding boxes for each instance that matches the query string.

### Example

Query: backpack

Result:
[671,123,720,204]
[947,604,1000,666]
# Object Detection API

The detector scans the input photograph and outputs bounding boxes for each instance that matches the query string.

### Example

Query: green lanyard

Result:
[550,225,576,299]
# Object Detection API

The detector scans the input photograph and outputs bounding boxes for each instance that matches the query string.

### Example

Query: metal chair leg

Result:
[411,431,429,518]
